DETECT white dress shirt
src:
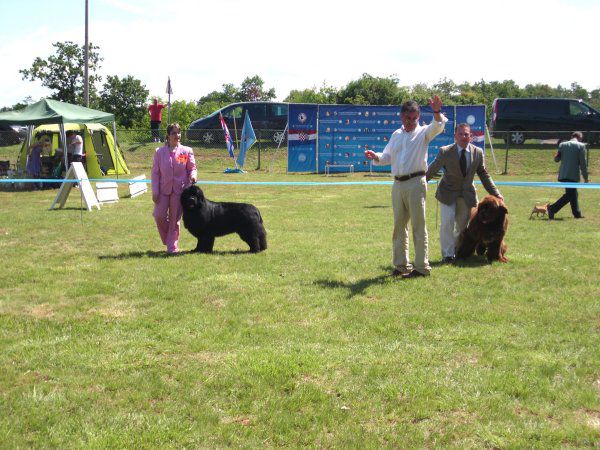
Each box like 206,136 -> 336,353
374,115 -> 448,176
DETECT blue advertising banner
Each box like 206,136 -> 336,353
288,104 -> 318,172
455,105 -> 486,150
317,105 -> 400,173
286,104 -> 485,173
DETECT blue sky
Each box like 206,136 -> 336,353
2,0 -> 600,108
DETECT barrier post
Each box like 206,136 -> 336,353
503,133 -> 509,175
257,130 -> 262,170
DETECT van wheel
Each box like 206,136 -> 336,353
202,132 -> 215,144
272,131 -> 286,145
507,130 -> 525,145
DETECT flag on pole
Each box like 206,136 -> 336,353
166,76 -> 173,125
219,112 -> 235,158
237,111 -> 256,167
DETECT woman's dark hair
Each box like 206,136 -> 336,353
165,123 -> 181,144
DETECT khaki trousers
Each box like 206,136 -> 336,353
439,197 -> 471,258
391,176 -> 430,275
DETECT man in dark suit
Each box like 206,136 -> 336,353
548,131 -> 589,220
426,123 -> 503,263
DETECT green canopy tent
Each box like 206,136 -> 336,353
0,99 -> 128,178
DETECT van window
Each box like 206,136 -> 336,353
569,101 -> 590,116
543,101 -> 566,115
222,105 -> 242,119
503,99 -> 538,114
245,103 -> 266,120
268,104 -> 287,118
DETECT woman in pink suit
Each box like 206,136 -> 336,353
151,123 -> 197,254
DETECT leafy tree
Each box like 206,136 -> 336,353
98,75 -> 149,128
238,75 -> 276,101
569,82 -> 589,101
336,74 -> 407,105
284,83 -> 338,104
432,78 -> 461,103
406,83 -> 434,105
589,89 -> 600,110
0,96 -> 35,112
20,41 -> 103,105
523,83 -> 557,98
168,100 -> 204,130
198,83 -> 239,104
197,75 -> 276,106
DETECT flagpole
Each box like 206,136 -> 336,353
219,112 -> 239,171
233,113 -> 239,149
166,76 -> 172,125
232,113 -> 240,169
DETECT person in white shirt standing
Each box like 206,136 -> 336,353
66,130 -> 84,164
365,96 -> 447,278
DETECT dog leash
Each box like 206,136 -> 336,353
435,180 -> 439,230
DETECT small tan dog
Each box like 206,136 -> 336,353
529,203 -> 549,219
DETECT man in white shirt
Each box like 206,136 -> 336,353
426,123 -> 503,264
365,96 -> 447,278
66,130 -> 84,164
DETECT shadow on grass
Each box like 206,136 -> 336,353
363,205 -> 389,209
125,144 -> 146,153
314,272 -> 394,298
452,257 -> 497,268
98,249 -> 251,260
49,206 -> 89,211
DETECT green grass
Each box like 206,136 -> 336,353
1,143 -> 599,447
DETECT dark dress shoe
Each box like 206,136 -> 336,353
401,269 -> 427,279
391,269 -> 408,277
548,208 -> 555,220
441,256 -> 455,264
574,215 -> 584,219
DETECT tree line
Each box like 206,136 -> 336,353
5,41 -> 600,130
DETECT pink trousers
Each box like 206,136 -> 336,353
153,193 -> 183,253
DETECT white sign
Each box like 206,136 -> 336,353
50,162 -> 100,211
96,181 -> 119,204
128,174 -> 148,198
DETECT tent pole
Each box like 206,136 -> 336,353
112,121 -> 119,180
23,125 -> 34,173
60,123 -> 67,178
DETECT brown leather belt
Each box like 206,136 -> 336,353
394,171 -> 425,182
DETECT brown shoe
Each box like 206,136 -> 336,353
401,269 -> 428,279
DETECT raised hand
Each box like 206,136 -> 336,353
429,95 -> 443,112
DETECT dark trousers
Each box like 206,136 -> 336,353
69,154 -> 83,164
151,121 -> 161,140
549,183 -> 581,218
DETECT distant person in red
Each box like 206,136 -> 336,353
148,98 -> 165,142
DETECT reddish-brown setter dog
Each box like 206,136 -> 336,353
456,195 -> 509,263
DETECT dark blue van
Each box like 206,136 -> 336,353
187,102 -> 288,143
490,98 -> 600,145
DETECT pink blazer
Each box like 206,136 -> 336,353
151,145 -> 197,197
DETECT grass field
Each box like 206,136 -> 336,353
1,142 -> 599,447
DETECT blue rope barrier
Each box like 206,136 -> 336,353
0,178 -> 598,189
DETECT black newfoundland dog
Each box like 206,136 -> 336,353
180,185 -> 267,253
